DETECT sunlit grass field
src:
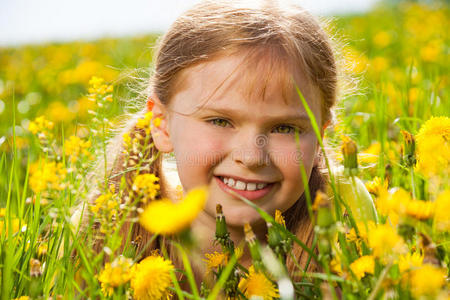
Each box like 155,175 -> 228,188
0,1 -> 449,299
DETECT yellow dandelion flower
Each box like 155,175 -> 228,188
98,256 -> 134,297
434,190 -> 450,232
398,252 -> 423,273
365,176 -> 388,197
405,199 -> 435,220
330,256 -> 343,276
238,266 -> 279,300
13,297 -> 30,300
415,116 -> 450,177
132,174 -> 160,203
204,251 -> 228,271
274,209 -> 286,227
139,186 -> 208,235
408,264 -> 446,298
376,188 -> 410,218
368,223 -> 407,259
350,255 -> 375,280
131,255 -> 174,300
346,220 -> 376,243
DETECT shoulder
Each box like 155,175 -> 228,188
329,166 -> 378,223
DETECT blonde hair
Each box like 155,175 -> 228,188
88,0 -> 339,281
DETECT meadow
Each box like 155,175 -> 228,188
0,1 -> 449,299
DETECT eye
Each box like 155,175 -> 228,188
272,124 -> 298,134
208,118 -> 231,128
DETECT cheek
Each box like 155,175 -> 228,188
269,133 -> 318,175
170,120 -> 228,187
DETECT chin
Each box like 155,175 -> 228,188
221,207 -> 267,228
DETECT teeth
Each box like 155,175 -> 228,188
235,180 -> 246,190
221,177 -> 269,191
257,183 -> 267,189
246,183 -> 257,191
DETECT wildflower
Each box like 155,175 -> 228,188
330,256 -> 343,276
404,199 -> 435,220
274,209 -> 286,227
204,251 -> 228,271
398,252 -> 423,273
64,136 -> 92,163
37,244 -> 48,257
139,186 -> 207,235
13,297 -> 30,300
434,190 -> 450,231
130,255 -> 174,300
365,176 -> 388,197
136,111 -> 153,132
415,116 -> 450,177
408,264 -> 446,298
341,135 -> 358,176
346,220 -> 376,243
88,76 -> 113,96
28,115 -> 54,135
238,266 -> 279,300
132,174 -> 160,203
90,187 -> 119,230
29,160 -> 67,194
98,256 -> 134,297
400,130 -> 416,168
153,117 -> 161,128
368,223 -> 407,259
350,255 -> 375,280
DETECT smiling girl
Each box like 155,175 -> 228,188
83,0 -> 376,286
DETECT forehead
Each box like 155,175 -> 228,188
169,48 -> 321,116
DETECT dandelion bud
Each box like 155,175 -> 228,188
313,191 -> 334,228
215,204 -> 228,240
401,130 -> 416,167
341,135 -> 358,176
267,222 -> 283,252
244,223 -> 263,270
215,204 -> 234,254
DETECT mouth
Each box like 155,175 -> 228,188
214,175 -> 276,201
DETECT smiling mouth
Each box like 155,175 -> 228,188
214,176 -> 276,201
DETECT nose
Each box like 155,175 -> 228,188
231,132 -> 270,168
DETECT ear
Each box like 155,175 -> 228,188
149,94 -> 174,153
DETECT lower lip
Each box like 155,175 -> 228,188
214,176 -> 275,201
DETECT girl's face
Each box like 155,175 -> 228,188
154,51 -> 323,227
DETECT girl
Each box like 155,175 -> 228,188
80,0 -> 376,291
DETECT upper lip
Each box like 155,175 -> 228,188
215,174 -> 276,184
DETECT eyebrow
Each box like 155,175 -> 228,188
197,106 -> 311,123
